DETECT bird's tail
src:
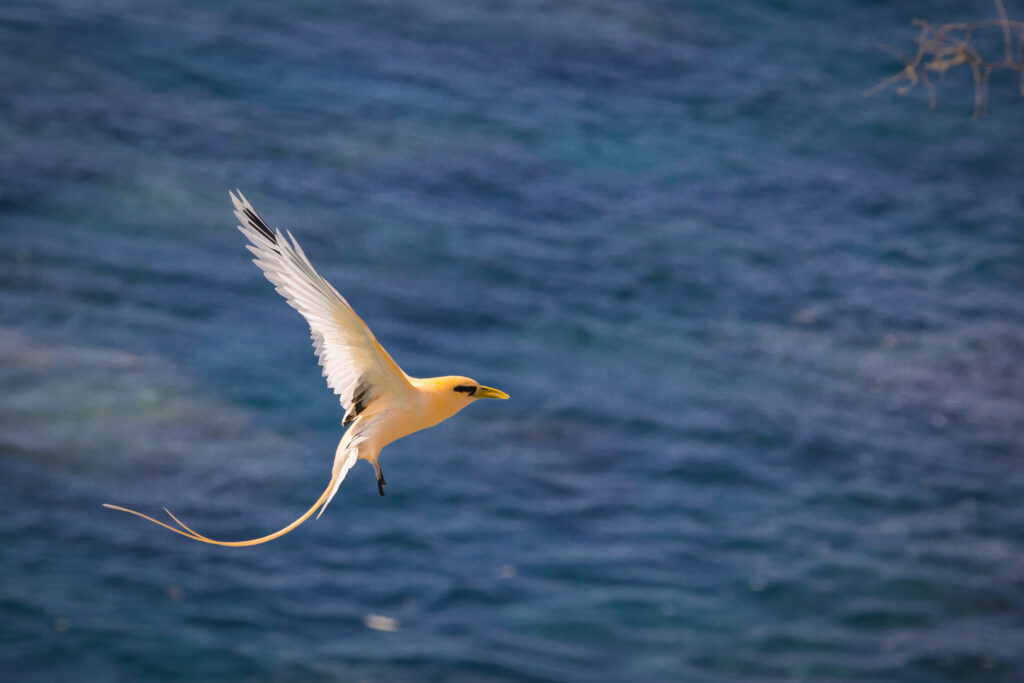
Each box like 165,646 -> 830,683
317,447 -> 359,519
103,470 -> 342,547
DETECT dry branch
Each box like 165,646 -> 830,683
868,0 -> 1024,117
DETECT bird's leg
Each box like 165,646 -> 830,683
373,461 -> 387,497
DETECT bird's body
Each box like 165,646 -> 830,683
328,374 -> 489,508
105,192 -> 507,546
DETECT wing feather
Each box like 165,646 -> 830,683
230,191 -> 413,416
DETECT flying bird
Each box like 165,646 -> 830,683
104,191 -> 508,546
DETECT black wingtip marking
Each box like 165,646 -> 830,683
352,392 -> 368,416
343,383 -> 372,427
243,207 -> 276,244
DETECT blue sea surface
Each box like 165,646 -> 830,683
2,0 -> 1023,680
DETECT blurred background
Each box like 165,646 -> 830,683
2,0 -> 1023,681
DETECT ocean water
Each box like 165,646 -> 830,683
2,0 -> 1023,680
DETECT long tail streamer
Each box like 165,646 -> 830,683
103,473 -> 338,547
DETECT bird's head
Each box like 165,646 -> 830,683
443,376 -> 510,401
416,375 -> 509,422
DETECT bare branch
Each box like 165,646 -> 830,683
868,0 -> 1024,117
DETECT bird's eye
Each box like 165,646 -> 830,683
453,385 -> 477,396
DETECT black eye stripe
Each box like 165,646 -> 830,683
453,385 -> 477,396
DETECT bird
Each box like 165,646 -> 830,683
104,191 -> 508,546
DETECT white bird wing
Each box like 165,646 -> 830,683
231,190 -> 414,424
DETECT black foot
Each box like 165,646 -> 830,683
376,467 -> 387,497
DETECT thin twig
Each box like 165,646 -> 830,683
995,0 -> 1014,62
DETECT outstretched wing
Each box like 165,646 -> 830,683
231,190 -> 413,422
